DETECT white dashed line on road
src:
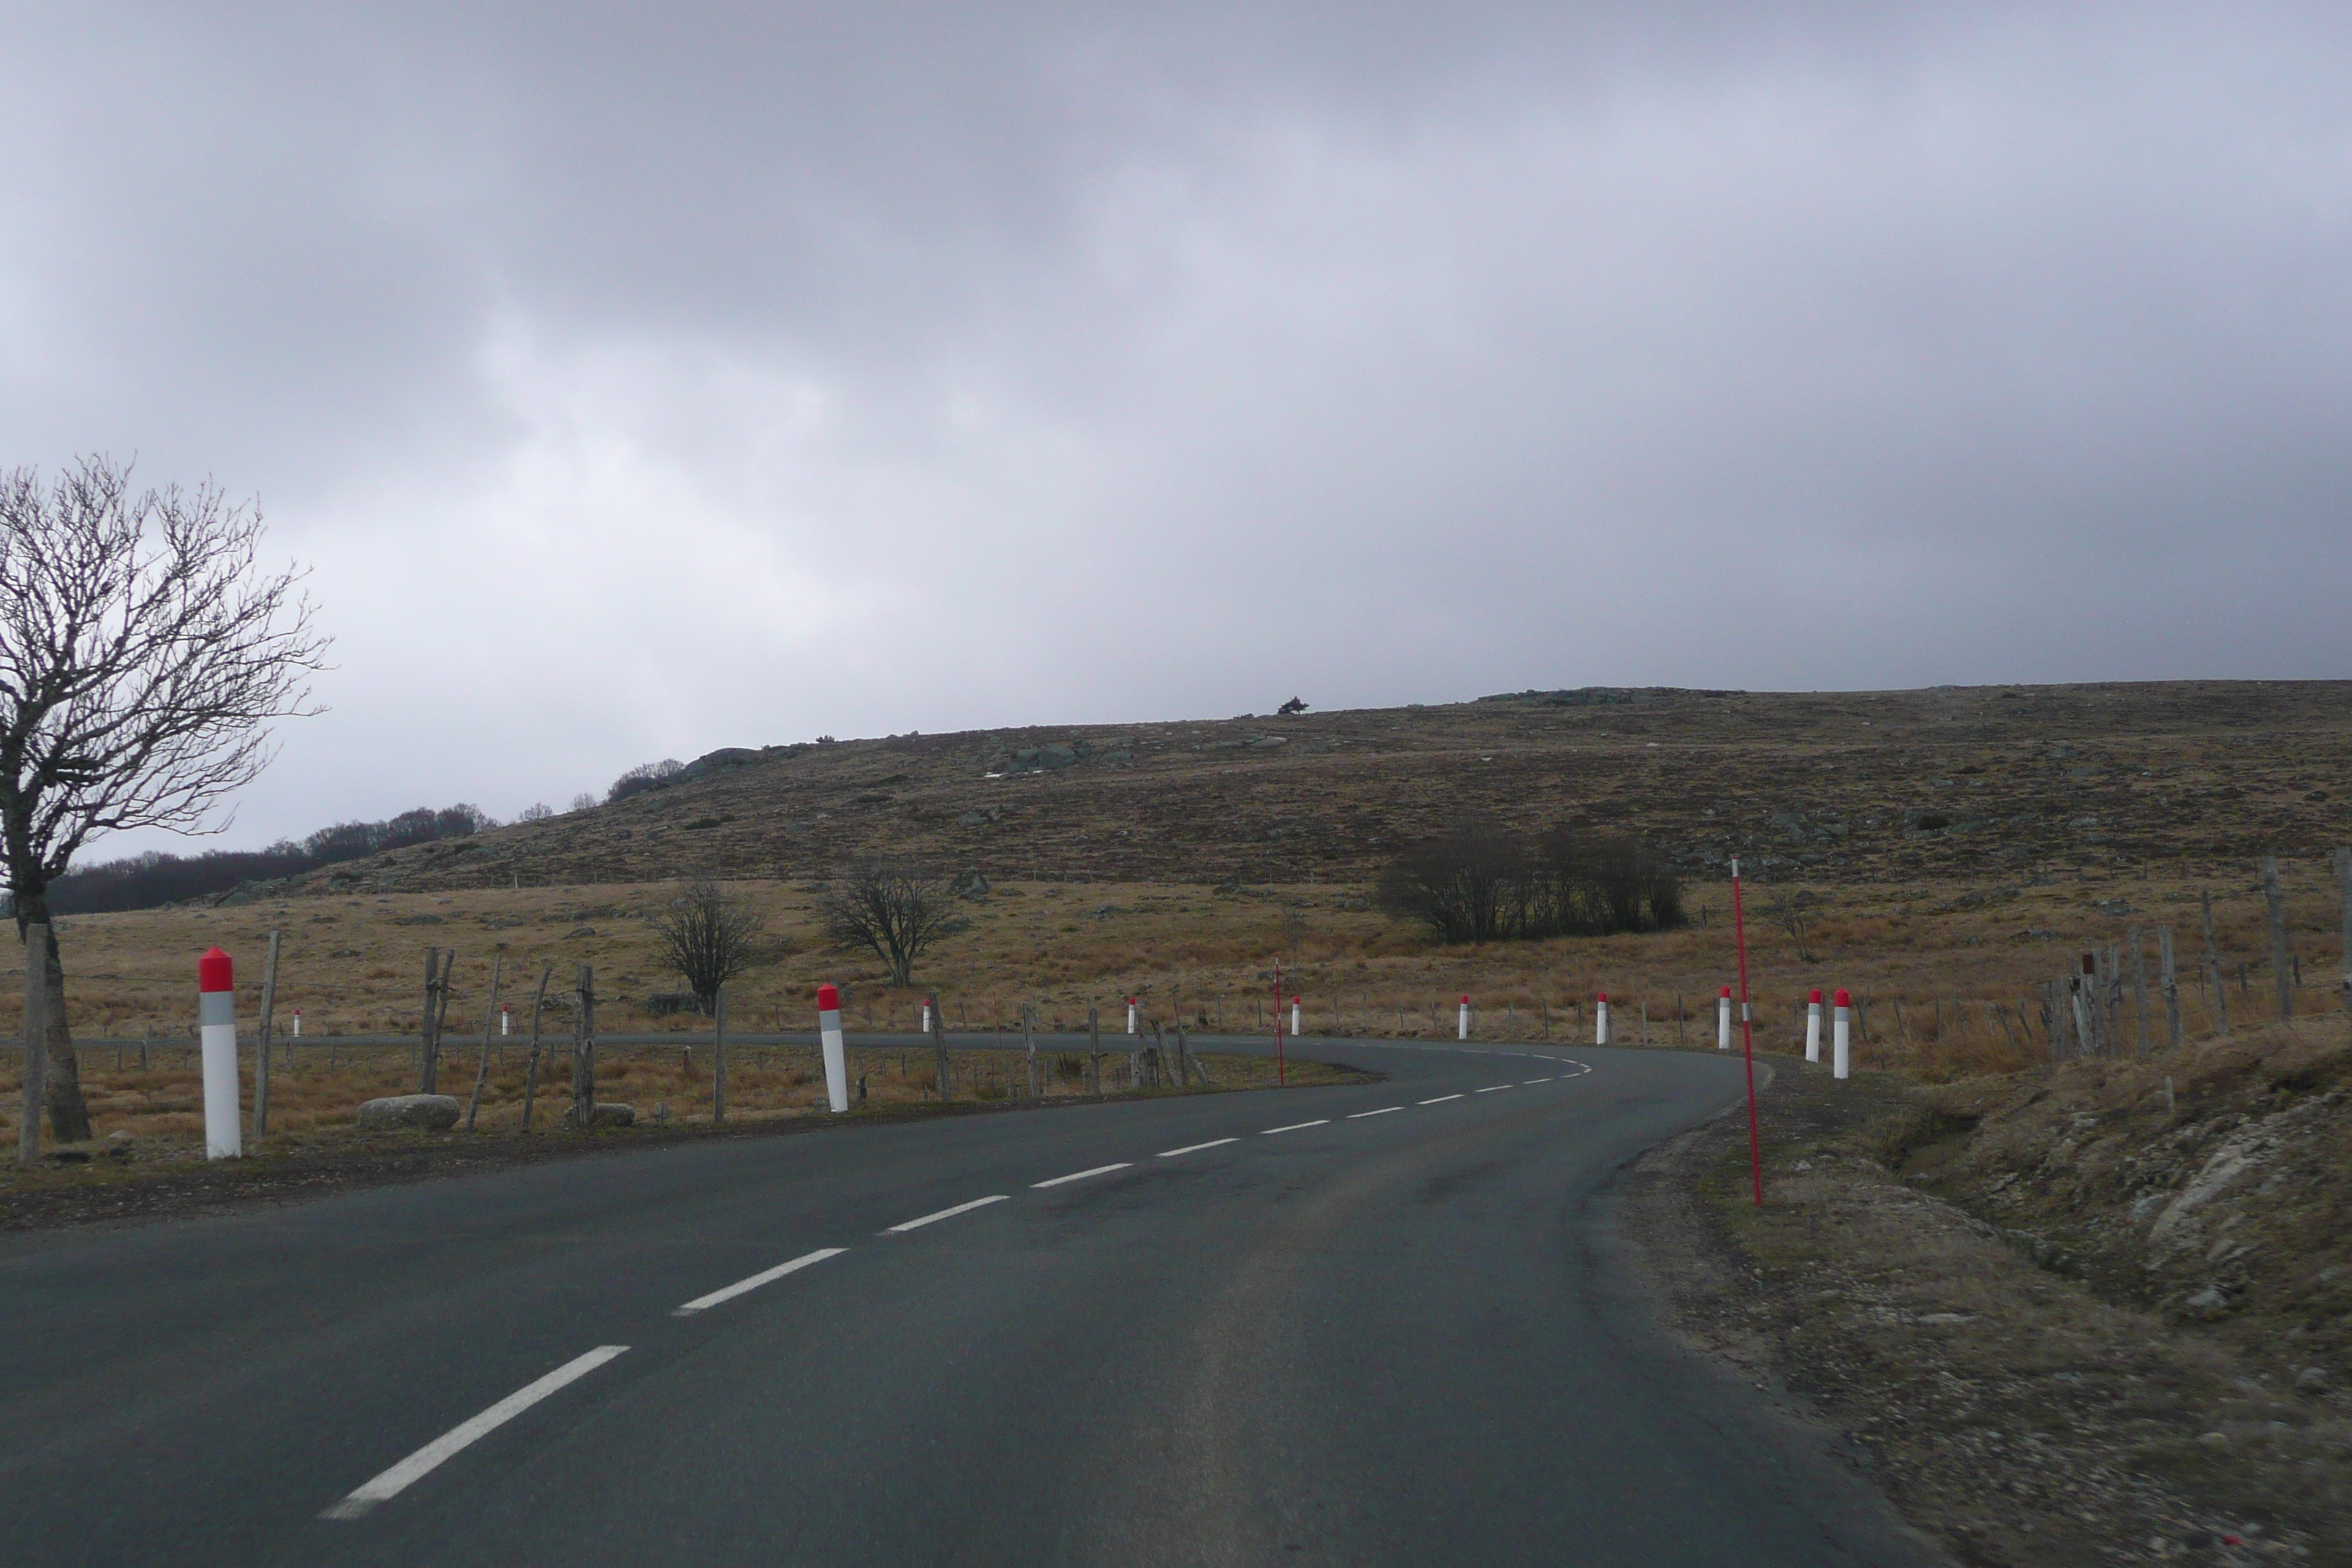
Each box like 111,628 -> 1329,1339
1523,1077 -> 1553,1085
673,1248 -> 845,1316
1347,1107 -> 1402,1119
1477,1085 -> 1514,1093
1158,1137 -> 1240,1158
322,1346 -> 630,1519
886,1195 -> 1009,1232
1418,1094 -> 1464,1104
1032,1164 -> 1131,1188
1260,1120 -> 1329,1134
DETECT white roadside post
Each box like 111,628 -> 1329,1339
1458,995 -> 1471,1041
1290,995 -> 1303,1037
1805,989 -> 1823,1063
199,946 -> 243,1159
921,998 -> 933,1035
1594,991 -> 1610,1047
1717,987 -> 1733,1050
818,982 -> 850,1113
1126,996 -> 1137,1035
500,1005 -> 510,1037
292,1007 -> 302,1039
1833,987 -> 1852,1080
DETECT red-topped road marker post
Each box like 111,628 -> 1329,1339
817,984 -> 849,1113
1806,989 -> 1824,1063
1833,989 -> 1853,1080
1594,991 -> 1609,1047
1458,995 -> 1471,1041
199,946 -> 241,1159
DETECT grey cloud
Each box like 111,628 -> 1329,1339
1,4 -> 2348,853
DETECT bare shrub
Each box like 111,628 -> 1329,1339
606,758 -> 684,803
1757,881 -> 1824,962
821,859 -> 969,986
649,879 -> 769,1012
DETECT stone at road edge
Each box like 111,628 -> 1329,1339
355,1094 -> 463,1131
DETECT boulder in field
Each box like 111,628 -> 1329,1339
583,1102 -> 636,1128
357,1094 -> 462,1131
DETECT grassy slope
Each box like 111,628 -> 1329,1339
232,679 -> 2352,894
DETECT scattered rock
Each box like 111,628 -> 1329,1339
584,1102 -> 636,1128
952,870 -> 990,900
2183,1286 -> 2232,1316
391,913 -> 445,927
2295,1366 -> 2331,1393
356,1094 -> 462,1131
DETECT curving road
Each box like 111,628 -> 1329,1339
0,1039 -> 1944,1567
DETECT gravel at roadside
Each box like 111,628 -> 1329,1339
1621,1055 -> 2345,1567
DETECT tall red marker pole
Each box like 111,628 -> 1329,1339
1271,960 -> 1287,1086
1730,859 -> 1762,1207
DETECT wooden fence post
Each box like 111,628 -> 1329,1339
935,996 -> 953,1102
2158,927 -> 2184,1052
2200,889 -> 2231,1038
466,954 -> 502,1132
1086,1006 -> 1100,1098
521,962 -> 553,1131
2127,930 -> 2152,1057
2262,856 -> 2293,1024
712,984 -> 728,1126
1023,1002 -> 1039,1099
253,930 -> 282,1137
571,963 -> 596,1127
418,946 -> 440,1093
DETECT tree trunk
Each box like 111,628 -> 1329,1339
12,892 -> 91,1143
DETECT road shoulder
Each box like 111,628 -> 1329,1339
1616,1053 -> 2339,1567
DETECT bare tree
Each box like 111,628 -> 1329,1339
1,456 -> 325,1142
649,878 -> 768,1013
821,859 -> 968,986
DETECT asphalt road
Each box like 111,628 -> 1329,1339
0,1039 -> 1945,1567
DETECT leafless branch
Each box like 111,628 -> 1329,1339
649,879 -> 769,1011
820,859 -> 968,987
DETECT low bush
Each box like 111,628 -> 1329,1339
1374,824 -> 1684,944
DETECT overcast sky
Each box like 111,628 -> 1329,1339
4,3 -> 2349,858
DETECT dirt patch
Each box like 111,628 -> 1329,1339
1622,1047 -> 2351,1566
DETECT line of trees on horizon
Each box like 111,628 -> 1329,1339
17,804 -> 500,917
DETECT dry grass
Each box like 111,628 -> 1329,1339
0,1041 -> 1359,1155
13,863 -> 2345,1058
